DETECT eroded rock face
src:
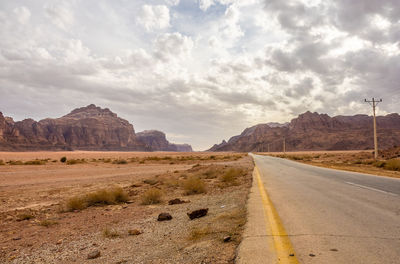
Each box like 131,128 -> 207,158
210,112 -> 400,152
136,130 -> 192,152
0,105 -> 192,151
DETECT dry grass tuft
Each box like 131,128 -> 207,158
0,159 -> 5,165
66,159 -> 86,165
24,159 -> 47,165
384,159 -> 400,171
65,187 -> 129,211
220,168 -> 244,184
183,176 -> 206,195
39,219 -> 59,227
102,227 -> 120,238
8,160 -> 24,165
16,213 -> 34,221
112,159 -> 128,164
189,226 -> 212,240
141,188 -> 163,205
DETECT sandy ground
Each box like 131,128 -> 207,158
0,152 -> 253,263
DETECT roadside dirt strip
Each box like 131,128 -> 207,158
236,163 -> 299,264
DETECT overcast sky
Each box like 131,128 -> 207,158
0,0 -> 399,150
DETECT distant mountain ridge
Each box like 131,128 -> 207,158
209,111 -> 400,152
0,104 -> 192,152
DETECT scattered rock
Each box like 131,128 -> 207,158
87,250 -> 101,259
12,237 -> 21,241
125,200 -> 134,204
289,253 -> 295,257
157,213 -> 172,221
309,253 -> 315,257
168,198 -> 188,205
128,229 -> 142,236
187,208 -> 208,220
223,236 -> 231,242
330,248 -> 338,252
56,239 -> 62,245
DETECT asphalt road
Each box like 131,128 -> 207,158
252,154 -> 400,264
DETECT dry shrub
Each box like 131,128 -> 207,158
16,213 -> 34,221
221,168 -> 244,183
141,188 -> 162,205
384,159 -> 400,171
65,196 -> 87,211
373,160 -> 386,168
85,187 -> 128,206
112,159 -> 128,164
189,226 -> 212,240
24,159 -> 47,165
39,219 -> 58,227
8,160 -> 24,165
102,227 -> 120,238
60,156 -> 67,163
0,160 -> 5,165
65,187 -> 128,211
183,176 -> 206,195
66,159 -> 85,165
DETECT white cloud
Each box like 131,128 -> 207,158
13,6 -> 31,24
44,3 -> 74,31
199,0 -> 215,11
0,0 -> 400,150
137,5 -> 170,31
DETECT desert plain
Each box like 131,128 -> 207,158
0,151 -> 253,263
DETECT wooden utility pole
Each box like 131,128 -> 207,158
365,98 -> 382,159
283,137 -> 286,154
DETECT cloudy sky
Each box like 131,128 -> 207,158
0,0 -> 399,150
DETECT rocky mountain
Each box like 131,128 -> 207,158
136,130 -> 193,152
0,104 -> 192,152
209,111 -> 400,152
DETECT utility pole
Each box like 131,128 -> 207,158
365,98 -> 382,159
267,144 -> 270,153
283,137 -> 286,154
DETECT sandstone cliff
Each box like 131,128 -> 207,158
136,130 -> 193,152
0,105 -> 192,152
209,111 -> 400,152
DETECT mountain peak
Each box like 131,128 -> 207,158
63,104 -> 117,119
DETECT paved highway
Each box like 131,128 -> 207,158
251,154 -> 400,264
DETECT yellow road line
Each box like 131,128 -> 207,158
255,166 -> 299,264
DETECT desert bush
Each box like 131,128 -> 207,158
384,159 -> 400,171
352,160 -> 362,165
102,227 -> 120,238
24,159 -> 46,165
0,160 -> 4,165
65,187 -> 128,211
65,196 -> 87,211
39,219 -> 58,227
60,157 -> 67,163
183,176 -> 206,195
112,159 -> 128,164
221,168 -> 244,183
66,159 -> 85,165
141,188 -> 162,205
202,169 -> 218,179
373,160 -> 386,168
8,160 -> 24,165
85,187 -> 128,206
16,213 -> 34,221
189,226 -> 212,240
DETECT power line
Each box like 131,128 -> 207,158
364,98 -> 382,159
